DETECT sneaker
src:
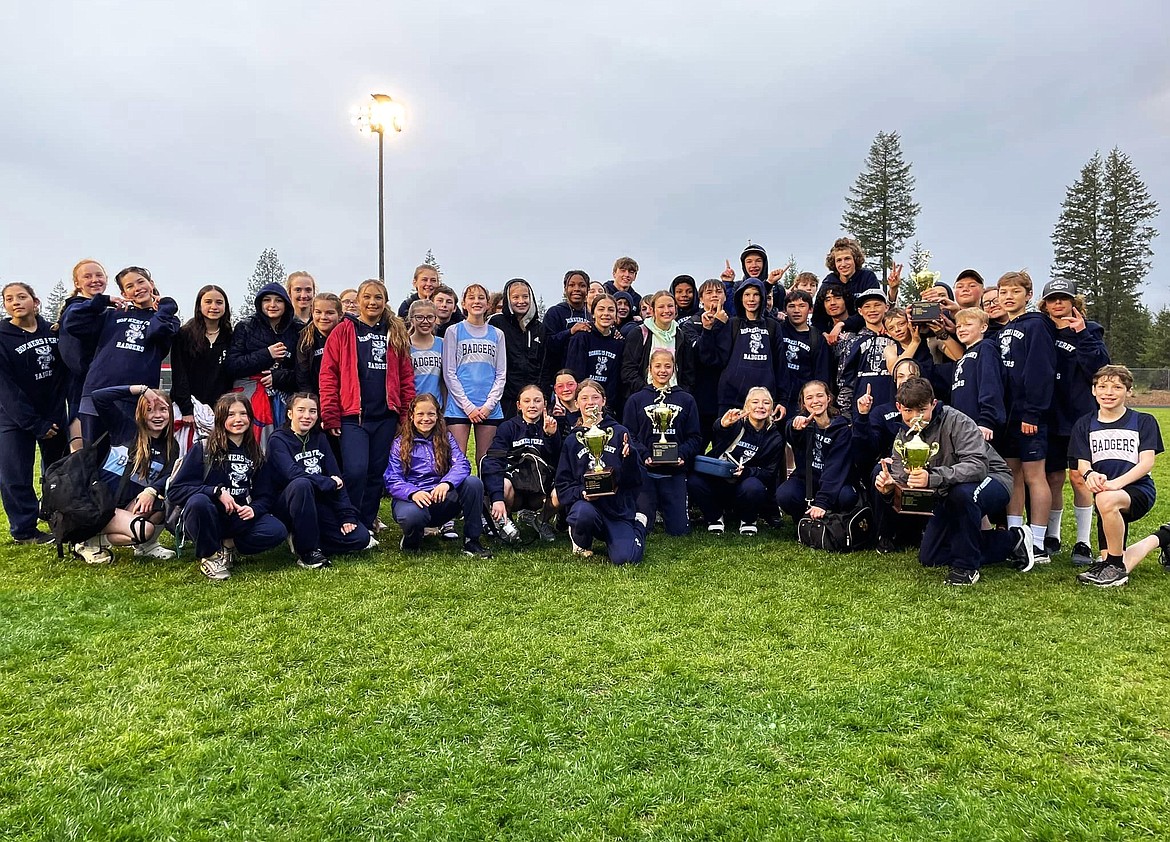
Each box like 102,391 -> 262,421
73,538 -> 112,565
365,535 -> 380,550
1031,545 -> 1051,565
536,519 -> 558,543
707,517 -> 724,535
440,520 -> 460,540
372,517 -> 388,534
763,513 -> 785,530
199,552 -> 231,581
739,523 -> 758,536
134,538 -> 177,560
1077,560 -> 1128,588
462,538 -> 493,559
1009,527 -> 1035,573
1044,535 -> 1062,558
1070,541 -> 1095,567
1155,523 -> 1170,570
569,527 -> 593,557
15,531 -> 55,545
296,549 -> 331,569
876,535 -> 896,555
944,567 -> 980,586
400,533 -> 422,554
221,547 -> 239,570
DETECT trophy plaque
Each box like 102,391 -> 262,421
892,418 -> 940,515
644,398 -> 680,466
907,300 -> 942,324
577,413 -> 616,498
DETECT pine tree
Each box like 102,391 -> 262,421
1052,147 -> 1159,365
423,249 -> 442,278
1141,307 -> 1170,386
900,241 -> 932,306
45,280 -> 69,319
244,248 -> 286,317
781,254 -> 799,288
841,131 -> 920,288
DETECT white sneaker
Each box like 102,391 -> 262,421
199,551 -> 231,581
134,538 -> 176,560
739,523 -> 758,536
569,527 -> 593,558
365,535 -> 380,550
708,517 -> 725,535
74,537 -> 112,565
440,520 -> 460,540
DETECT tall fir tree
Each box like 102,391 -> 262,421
1052,148 -> 1159,365
900,241 -> 932,306
1141,307 -> 1170,378
781,254 -> 799,288
841,131 -> 920,289
244,248 -> 287,318
423,248 -> 442,278
45,280 -> 69,320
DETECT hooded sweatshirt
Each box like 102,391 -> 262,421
481,413 -> 564,502
996,311 -> 1056,426
818,267 -> 881,333
168,439 -> 275,518
92,386 -> 177,507
622,385 -> 702,475
1050,320 -> 1109,436
0,316 -> 67,436
542,297 -> 591,382
225,282 -> 302,393
943,337 -> 1006,434
554,416 -> 644,520
604,280 -> 641,310
787,414 -> 854,510
670,275 -> 699,319
564,325 -> 626,411
268,426 -> 360,521
778,319 -> 830,411
708,416 -> 785,487
489,278 -> 548,416
698,277 -> 788,412
722,244 -> 772,319
838,326 -> 894,417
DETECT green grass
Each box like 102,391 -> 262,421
3,414 -> 1170,840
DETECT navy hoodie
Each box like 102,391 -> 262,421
851,401 -> 904,476
622,385 -> 703,475
488,279 -> 548,414
996,311 -> 1056,426
818,267 -> 880,333
57,294 -> 100,380
564,326 -> 626,411
787,414 -> 854,510
838,327 -> 894,417
267,427 -> 359,521
554,417 -> 644,520
168,439 -> 275,518
722,244 -> 774,319
708,417 -> 785,487
779,321 -> 830,411
542,299 -> 591,384
0,316 -> 67,436
943,337 -> 1006,433
225,282 -> 303,393
699,277 -> 788,412
1050,321 -> 1109,436
64,293 -> 180,402
670,275 -> 699,320
92,386 -> 177,507
604,280 -> 641,310
481,414 -> 564,502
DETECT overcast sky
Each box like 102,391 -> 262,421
2,1 -> 1167,319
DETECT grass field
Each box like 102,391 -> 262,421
3,413 -> 1170,840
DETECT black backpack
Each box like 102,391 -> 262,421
40,435 -> 117,557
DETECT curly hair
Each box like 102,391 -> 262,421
399,393 -> 450,477
824,237 -> 865,274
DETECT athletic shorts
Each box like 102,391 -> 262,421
444,417 -> 502,427
1115,483 -> 1155,523
1045,434 -> 1071,473
999,421 -> 1048,463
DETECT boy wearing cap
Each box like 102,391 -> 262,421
1040,278 -> 1110,564
719,243 -> 790,319
837,288 -> 894,419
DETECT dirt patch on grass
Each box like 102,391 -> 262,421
1130,391 -> 1170,407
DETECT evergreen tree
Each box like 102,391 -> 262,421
45,280 -> 69,319
244,248 -> 286,317
900,241 -> 932,306
1140,307 -> 1170,371
781,254 -> 799,288
1052,147 -> 1159,365
423,248 -> 442,278
841,131 -> 920,288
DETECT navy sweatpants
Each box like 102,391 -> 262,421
340,414 -> 398,529
0,425 -> 66,540
920,478 -> 1015,571
774,478 -> 858,521
181,494 -> 288,560
566,500 -> 647,565
689,472 -> 769,525
277,477 -> 371,557
392,476 -> 484,547
637,473 -> 690,536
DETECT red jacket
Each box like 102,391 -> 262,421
319,316 -> 415,430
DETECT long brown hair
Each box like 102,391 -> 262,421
180,285 -> 233,355
205,394 -> 264,468
357,279 -> 410,355
298,292 -> 341,357
132,391 -> 178,480
398,393 -> 450,477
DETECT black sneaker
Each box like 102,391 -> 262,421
1009,527 -> 1035,572
462,538 -> 493,559
1032,544 -> 1051,564
400,533 -> 422,554
1044,535 -> 1061,557
1077,560 -> 1128,588
1155,523 -> 1170,570
1070,541 -> 1095,566
945,567 -> 980,586
296,549 -> 331,569
15,531 -> 55,545
876,536 -> 896,555
536,520 -> 558,543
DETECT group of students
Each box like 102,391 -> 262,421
0,239 -> 1165,588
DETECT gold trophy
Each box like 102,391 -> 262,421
577,408 -> 616,497
644,396 -> 680,466
892,416 -> 940,515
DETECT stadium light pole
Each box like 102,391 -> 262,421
351,93 -> 406,281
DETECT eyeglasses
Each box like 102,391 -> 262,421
412,314 -> 437,322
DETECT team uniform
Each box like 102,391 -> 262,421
442,320 -> 507,425
409,336 -> 444,402
689,417 -> 784,530
698,278 -> 789,414
1069,409 -> 1164,541
564,327 -> 625,412
996,311 -> 1056,461
622,384 -> 702,536
775,416 -> 857,522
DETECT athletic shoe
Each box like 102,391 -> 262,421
944,567 -> 980,586
763,513 -> 785,530
707,517 -> 724,535
199,552 -> 231,581
536,519 -> 558,543
569,528 -> 593,557
15,531 -> 55,545
1032,545 -> 1051,564
1070,541 -> 1095,567
73,537 -> 112,565
296,549 -> 331,569
133,538 -> 177,560
441,520 -> 460,540
876,536 -> 896,555
400,533 -> 422,554
222,547 -> 239,570
462,538 -> 492,559
1044,535 -> 1062,557
372,517 -> 388,534
1155,523 -> 1170,570
1009,527 -> 1035,573
739,523 -> 758,536
365,535 -> 380,550
1077,560 -> 1128,588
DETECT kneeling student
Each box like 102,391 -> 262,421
384,394 -> 492,558
268,393 -> 373,569
1071,365 -> 1164,587
775,380 -> 858,527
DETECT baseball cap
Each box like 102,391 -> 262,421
1041,278 -> 1077,300
855,288 -> 889,305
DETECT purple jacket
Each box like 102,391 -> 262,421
383,431 -> 471,500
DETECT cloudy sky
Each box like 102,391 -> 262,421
2,1 -> 1167,318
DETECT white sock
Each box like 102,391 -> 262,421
1007,515 -> 1024,529
1074,506 -> 1094,545
1030,524 -> 1047,548
1047,508 -> 1063,538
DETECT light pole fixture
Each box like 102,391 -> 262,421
351,93 -> 406,281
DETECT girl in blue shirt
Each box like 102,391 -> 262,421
442,283 -> 507,463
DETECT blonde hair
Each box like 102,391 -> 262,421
955,307 -> 988,327
356,279 -> 410,355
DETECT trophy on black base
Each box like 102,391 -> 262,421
644,396 -> 680,466
578,411 -> 615,498
892,417 -> 940,515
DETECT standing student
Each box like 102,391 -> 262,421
604,256 -> 642,310
57,259 -> 109,451
980,287 -> 1010,338
168,394 -> 288,581
319,279 -> 415,531
779,289 -> 830,414
268,392 -> 372,569
384,394 -> 492,557
942,308 -> 1006,446
820,237 -> 884,337
0,283 -> 67,545
681,279 -> 727,450
339,289 -> 359,317
442,283 -> 507,462
996,270 -> 1057,563
586,281 -> 606,312
172,285 -> 234,426
408,299 -> 444,401
811,284 -> 855,415
789,271 -> 820,299
63,266 -> 180,444
718,243 -> 790,318
432,285 -> 461,338
837,288 -> 894,420
398,264 -> 464,327
1071,365 -> 1163,587
565,294 -> 625,414
614,291 -> 637,333
554,379 -> 647,563
286,271 -> 317,324
294,292 -> 342,395
699,277 -> 788,416
622,349 -> 702,536
542,270 -> 592,388
670,275 -> 698,319
775,381 -> 857,527
490,278 -> 548,418
622,290 -> 694,398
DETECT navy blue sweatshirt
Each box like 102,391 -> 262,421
779,321 -> 830,411
554,417 -> 644,520
168,439 -> 275,518
837,328 -> 894,416
564,327 -> 626,411
225,283 -> 302,393
92,386 -> 177,507
622,385 -> 703,475
708,417 -> 785,487
57,294 -> 100,380
1050,321 -> 1109,436
604,281 -> 641,310
817,268 -> 880,333
481,414 -> 564,502
267,427 -> 359,521
295,326 -> 330,394
996,311 -> 1056,426
64,294 -> 180,401
943,337 -> 1006,433
0,316 -> 67,436
698,278 -> 788,412
851,401 -> 904,476
542,300 -> 591,381
788,414 -> 854,510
